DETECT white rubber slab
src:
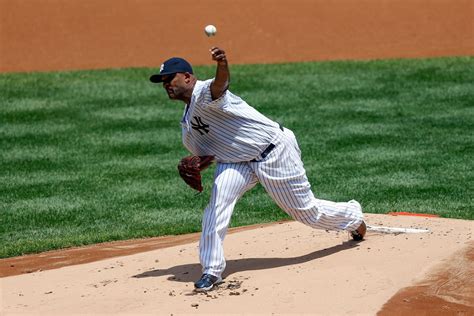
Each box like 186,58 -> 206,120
367,225 -> 430,234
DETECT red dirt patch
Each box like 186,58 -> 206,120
378,243 -> 474,316
389,212 -> 440,218
0,222 -> 282,278
1,0 -> 473,73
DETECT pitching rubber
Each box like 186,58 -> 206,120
367,225 -> 430,234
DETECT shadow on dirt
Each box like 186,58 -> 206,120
133,240 -> 359,283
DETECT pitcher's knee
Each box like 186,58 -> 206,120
283,208 -> 322,227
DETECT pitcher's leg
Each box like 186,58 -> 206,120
200,162 -> 257,278
254,128 -> 363,231
310,198 -> 364,231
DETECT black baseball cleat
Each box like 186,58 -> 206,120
194,273 -> 223,292
351,220 -> 367,241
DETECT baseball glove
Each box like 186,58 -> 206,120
177,155 -> 214,192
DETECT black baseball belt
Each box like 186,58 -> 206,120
251,124 -> 284,162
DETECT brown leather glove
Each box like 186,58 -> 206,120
177,155 -> 214,192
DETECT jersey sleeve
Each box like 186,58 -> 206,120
195,79 -> 228,109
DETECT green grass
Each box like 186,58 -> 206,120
1,57 -> 473,258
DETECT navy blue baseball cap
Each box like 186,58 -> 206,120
149,57 -> 193,83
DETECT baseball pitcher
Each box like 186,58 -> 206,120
150,47 -> 366,292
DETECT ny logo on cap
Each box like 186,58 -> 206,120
160,64 -> 164,73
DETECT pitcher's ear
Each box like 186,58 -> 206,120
184,72 -> 193,83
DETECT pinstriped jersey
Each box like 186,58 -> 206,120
182,79 -> 282,163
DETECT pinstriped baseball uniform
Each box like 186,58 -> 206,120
183,79 -> 364,278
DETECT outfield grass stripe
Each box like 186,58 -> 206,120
0,56 -> 472,257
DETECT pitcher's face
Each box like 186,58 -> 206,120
162,73 -> 192,101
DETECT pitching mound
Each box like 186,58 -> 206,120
1,214 -> 472,315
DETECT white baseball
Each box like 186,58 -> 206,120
204,25 -> 217,37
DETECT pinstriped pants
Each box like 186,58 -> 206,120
200,128 -> 364,277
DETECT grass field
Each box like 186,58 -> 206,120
1,57 -> 473,258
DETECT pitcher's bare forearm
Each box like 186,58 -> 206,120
210,47 -> 230,100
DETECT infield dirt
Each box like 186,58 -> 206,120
1,214 -> 473,315
1,0 -> 473,72
0,0 -> 473,315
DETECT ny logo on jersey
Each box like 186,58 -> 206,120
191,116 -> 210,135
